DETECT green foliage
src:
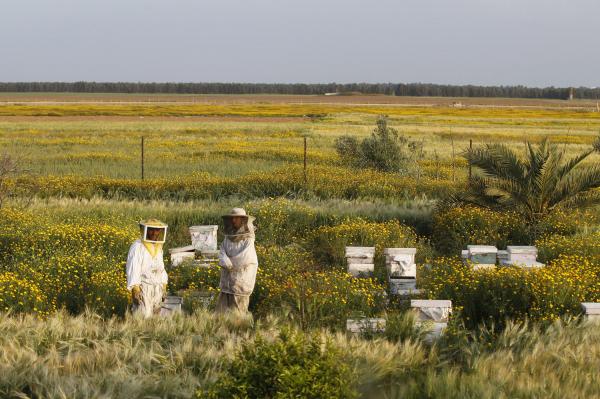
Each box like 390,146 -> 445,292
335,115 -> 419,172
202,327 -> 358,399
306,217 -> 418,266
463,137 -> 600,228
432,205 -> 531,255
420,255 -> 600,329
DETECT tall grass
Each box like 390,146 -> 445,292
0,311 -> 598,398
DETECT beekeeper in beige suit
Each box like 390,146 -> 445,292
126,219 -> 169,318
217,208 -> 258,313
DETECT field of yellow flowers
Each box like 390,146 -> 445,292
1,99 -> 599,329
2,97 -> 600,397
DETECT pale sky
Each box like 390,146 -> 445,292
1,0 -> 599,86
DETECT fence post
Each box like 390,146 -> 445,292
141,136 -> 145,180
468,139 -> 472,182
303,136 -> 308,187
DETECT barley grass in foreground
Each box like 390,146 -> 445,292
0,310 -> 599,398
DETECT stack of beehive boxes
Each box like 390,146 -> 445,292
384,248 -> 418,295
345,247 -> 375,277
461,245 -> 498,270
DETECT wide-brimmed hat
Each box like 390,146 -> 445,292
221,208 -> 253,220
139,218 -> 168,228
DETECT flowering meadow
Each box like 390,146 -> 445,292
1,96 -> 600,397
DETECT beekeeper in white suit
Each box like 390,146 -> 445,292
126,219 -> 169,318
217,208 -> 258,313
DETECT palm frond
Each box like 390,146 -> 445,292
465,144 -> 525,181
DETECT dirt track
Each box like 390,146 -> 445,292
1,93 -> 598,109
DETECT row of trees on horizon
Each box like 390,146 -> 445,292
1,81 -> 599,100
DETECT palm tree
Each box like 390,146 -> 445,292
461,137 -> 600,231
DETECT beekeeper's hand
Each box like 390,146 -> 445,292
162,284 -> 168,300
131,285 -> 143,305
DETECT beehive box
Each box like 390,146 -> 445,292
411,299 -> 452,323
581,303 -> 600,321
160,296 -> 183,316
348,263 -> 375,277
189,225 -> 218,251
389,278 -> 418,295
464,245 -> 498,269
169,245 -> 196,267
346,247 -> 375,277
345,247 -> 375,263
346,318 -> 386,334
384,248 -> 416,278
504,246 -> 544,268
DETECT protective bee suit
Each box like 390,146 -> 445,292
217,208 -> 258,313
126,219 -> 169,318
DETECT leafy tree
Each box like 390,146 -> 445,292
461,137 -> 600,234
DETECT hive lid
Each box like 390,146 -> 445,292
467,245 -> 498,254
383,248 -> 417,255
345,247 -> 375,256
411,299 -> 452,308
169,245 -> 196,254
189,225 -> 219,230
507,246 -> 537,254
581,302 -> 600,314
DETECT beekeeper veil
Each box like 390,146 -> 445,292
139,218 -> 168,258
222,208 -> 255,242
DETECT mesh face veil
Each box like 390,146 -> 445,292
221,208 -> 256,242
139,219 -> 168,243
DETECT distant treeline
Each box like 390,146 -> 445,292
1,82 -> 600,99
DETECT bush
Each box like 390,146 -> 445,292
85,269 -> 130,317
536,231 -> 600,263
257,270 -> 386,330
307,218 -> 418,266
432,206 -> 532,256
0,272 -> 54,316
420,255 -> 600,329
202,327 -> 358,399
335,115 -> 419,173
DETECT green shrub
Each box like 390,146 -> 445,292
335,115 -> 419,173
0,272 -> 54,316
432,206 -> 531,256
536,231 -> 600,263
201,328 -> 358,399
420,255 -> 600,329
257,270 -> 386,330
307,217 -> 418,266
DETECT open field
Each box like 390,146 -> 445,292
1,95 -> 600,397
2,92 -> 600,109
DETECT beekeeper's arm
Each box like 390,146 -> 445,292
219,245 -> 233,270
227,239 -> 258,271
126,243 -> 142,290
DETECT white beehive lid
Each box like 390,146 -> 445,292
345,246 -> 375,257
507,246 -> 537,254
467,245 -> 498,254
169,245 -> 196,254
383,248 -> 417,255
189,225 -> 218,232
411,299 -> 452,308
581,303 -> 600,315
